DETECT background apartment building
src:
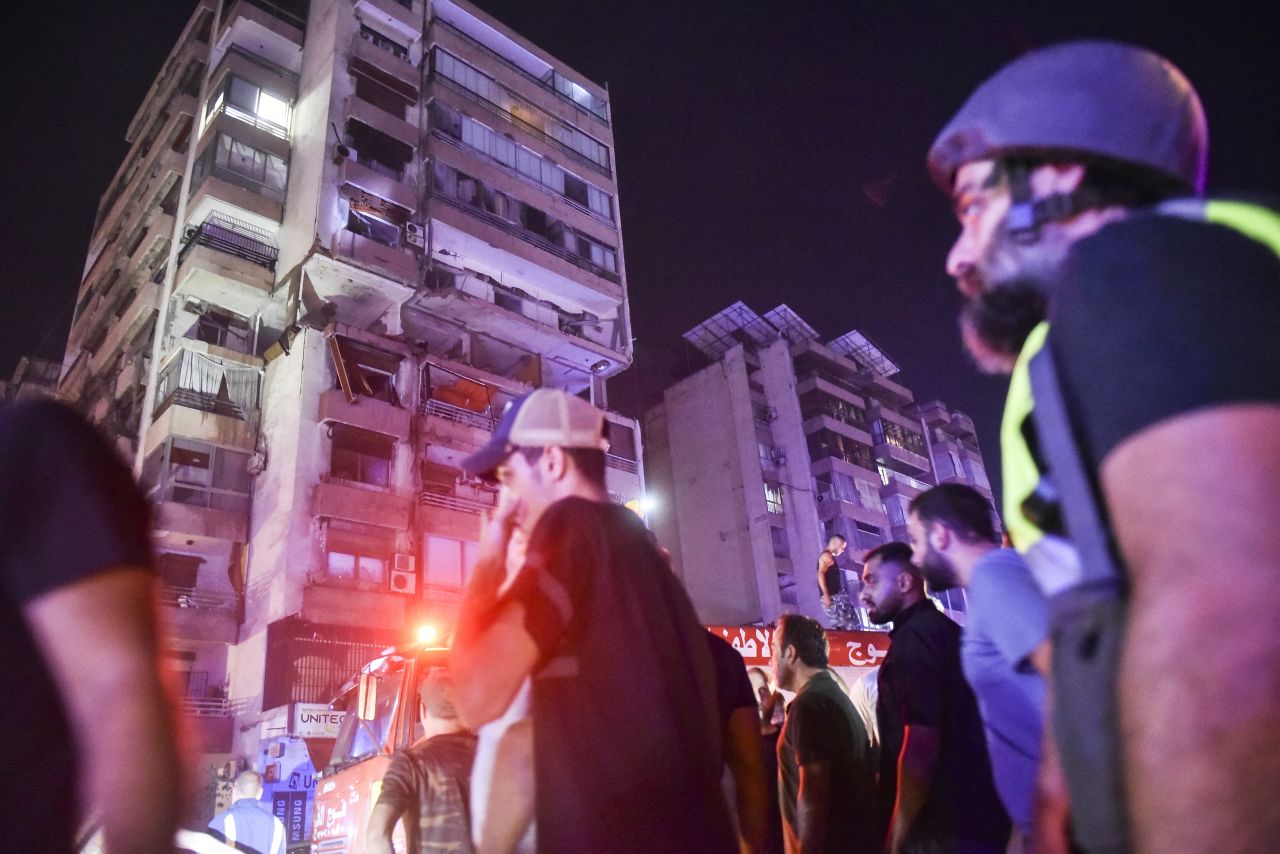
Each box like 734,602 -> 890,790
57,0 -> 641,820
645,302 -> 992,627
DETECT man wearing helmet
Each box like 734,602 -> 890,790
929,41 -> 1280,853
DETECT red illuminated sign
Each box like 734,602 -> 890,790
707,625 -> 890,669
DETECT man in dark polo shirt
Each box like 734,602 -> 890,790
771,613 -> 878,853
860,542 -> 1008,854
451,389 -> 735,854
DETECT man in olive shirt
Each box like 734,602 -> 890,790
771,614 -> 878,853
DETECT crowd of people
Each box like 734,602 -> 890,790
3,33 -> 1277,854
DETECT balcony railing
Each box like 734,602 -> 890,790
420,397 -> 498,430
160,585 -> 237,611
180,211 -> 278,271
181,696 -> 252,717
418,490 -> 495,515
605,453 -> 639,474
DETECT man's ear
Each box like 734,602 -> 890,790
543,445 -> 568,480
928,522 -> 950,552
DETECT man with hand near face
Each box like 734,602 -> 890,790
450,389 -> 735,854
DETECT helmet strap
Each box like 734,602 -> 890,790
1004,162 -> 1104,244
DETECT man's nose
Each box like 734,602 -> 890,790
946,232 -> 975,286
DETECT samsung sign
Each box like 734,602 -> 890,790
292,703 -> 345,738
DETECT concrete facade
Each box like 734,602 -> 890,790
57,0 -> 642,814
646,303 -> 993,628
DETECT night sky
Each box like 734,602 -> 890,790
4,0 -> 1278,499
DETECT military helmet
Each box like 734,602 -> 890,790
928,40 -> 1208,194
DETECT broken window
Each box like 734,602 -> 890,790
324,520 -> 393,585
189,307 -> 252,353
159,553 -> 203,590
346,207 -> 402,248
328,335 -> 401,405
330,424 -> 393,487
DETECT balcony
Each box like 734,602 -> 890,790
312,479 -> 412,529
331,227 -> 419,283
152,500 -> 249,543
301,583 -> 407,631
351,30 -> 417,93
345,94 -> 418,151
219,0 -> 306,67
317,387 -> 411,441
188,171 -> 285,225
353,0 -> 419,43
605,453 -> 639,474
160,585 -> 238,644
428,16 -> 609,126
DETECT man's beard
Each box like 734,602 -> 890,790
919,547 -> 960,592
956,222 -> 1067,371
960,280 -> 1046,370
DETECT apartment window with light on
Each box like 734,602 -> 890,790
205,74 -> 292,138
324,521 -> 393,585
330,424 -> 393,488
328,336 -> 401,405
764,482 -> 784,514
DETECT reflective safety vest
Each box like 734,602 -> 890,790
1001,198 -> 1280,595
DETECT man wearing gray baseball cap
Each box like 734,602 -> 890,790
451,389 -> 735,854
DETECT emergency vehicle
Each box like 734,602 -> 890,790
311,643 -> 450,854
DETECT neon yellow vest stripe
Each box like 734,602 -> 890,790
999,201 -> 1280,555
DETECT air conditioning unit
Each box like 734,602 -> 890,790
403,222 -> 425,248
390,554 -> 417,595
334,143 -> 355,164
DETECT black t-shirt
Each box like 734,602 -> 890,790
706,632 -> 757,734
0,402 -> 153,853
778,669 -> 879,853
503,497 -> 736,854
377,731 -> 477,854
1049,204 -> 1280,474
876,601 -> 1009,845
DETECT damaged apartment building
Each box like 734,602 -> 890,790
58,0 -> 642,797
645,303 -> 992,627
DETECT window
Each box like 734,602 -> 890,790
324,521 -> 393,585
188,308 -> 251,353
770,526 -> 790,559
330,424 -> 393,487
423,534 -> 479,590
347,208 -> 402,248
358,24 -> 408,61
432,48 -> 611,172
205,73 -> 292,138
874,419 -> 928,457
159,553 -> 202,590
200,134 -> 288,201
141,438 -> 251,513
764,482 -> 783,514
328,336 -> 402,405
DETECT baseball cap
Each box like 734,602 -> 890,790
461,388 -> 609,481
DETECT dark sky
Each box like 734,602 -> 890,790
4,0 -> 1279,495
